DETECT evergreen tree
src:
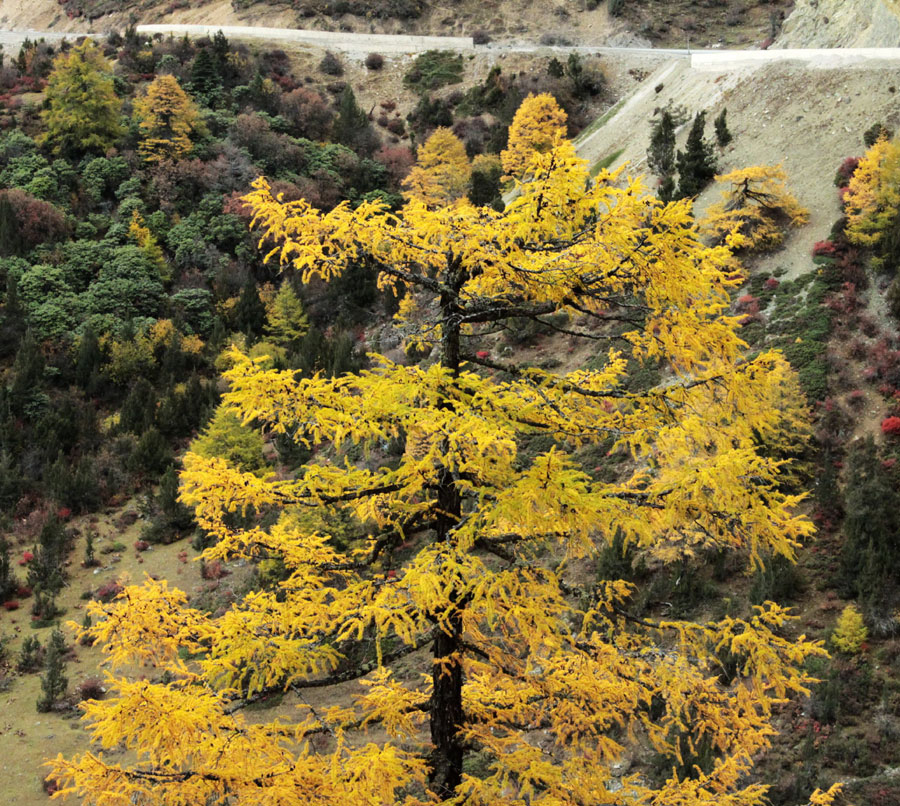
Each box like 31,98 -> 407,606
648,109 -> 676,177
74,325 -> 102,392
0,194 -> 23,257
0,534 -> 16,601
190,47 -> 221,104
120,377 -> 158,434
840,437 -> 900,618
9,330 -> 44,414
36,627 -> 68,712
333,86 -> 378,157
27,516 -> 69,596
676,111 -> 717,199
235,278 -> 267,342
714,108 -> 732,147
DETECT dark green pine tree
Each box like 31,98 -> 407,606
190,47 -> 221,104
9,330 -> 45,414
675,111 -> 717,199
648,109 -> 676,177
0,535 -> 17,601
840,437 -> 900,618
714,108 -> 732,147
27,515 -> 69,596
235,277 -> 267,343
158,464 -> 194,533
333,85 -> 379,157
0,194 -> 22,257
36,627 -> 68,712
74,325 -> 102,392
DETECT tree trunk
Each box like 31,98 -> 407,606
427,272 -> 465,799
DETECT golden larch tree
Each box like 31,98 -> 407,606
402,127 -> 472,208
843,135 -> 900,270
39,39 -> 123,157
50,131 -> 838,806
500,92 -> 567,179
133,74 -> 204,163
701,164 -> 809,252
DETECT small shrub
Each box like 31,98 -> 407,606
134,540 -> 150,552
77,677 -> 105,701
364,52 -> 384,70
94,581 -> 123,603
200,559 -> 228,580
318,51 -> 344,76
2,599 -> 19,610
882,416 -> 900,436
472,30 -> 491,45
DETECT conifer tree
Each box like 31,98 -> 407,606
133,74 -> 204,163
190,47 -> 221,104
676,111 -> 717,199
714,108 -> 732,147
53,123 -> 838,806
235,278 -> 267,342
500,92 -> 567,179
402,127 -> 472,207
40,39 -> 123,157
0,535 -> 16,601
37,627 -> 68,712
840,437 -> 900,617
265,282 -> 309,348
648,109 -> 676,177
333,85 -> 378,157
27,516 -> 68,596
701,165 -> 809,252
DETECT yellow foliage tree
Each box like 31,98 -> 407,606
843,136 -> 900,270
133,74 -> 204,163
832,604 -> 867,654
39,39 -> 123,157
402,127 -> 472,207
701,165 -> 809,252
51,140 -> 838,806
265,281 -> 309,347
500,92 -> 568,179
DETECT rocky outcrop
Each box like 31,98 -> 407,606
775,0 -> 900,48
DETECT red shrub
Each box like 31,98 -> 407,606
2,600 -> 19,611
0,189 -> 69,250
95,581 -> 123,603
847,389 -> 865,407
375,145 -> 414,187
280,87 -> 333,141
764,277 -> 779,290
812,240 -> 837,258
735,294 -> 759,314
201,559 -> 228,580
134,540 -> 150,552
881,416 -> 900,436
835,156 -> 860,188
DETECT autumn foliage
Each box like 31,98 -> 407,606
402,126 -> 471,207
701,164 -> 809,252
50,117 -> 837,806
133,74 -> 205,163
500,92 -> 568,179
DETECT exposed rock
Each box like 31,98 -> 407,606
775,0 -> 900,49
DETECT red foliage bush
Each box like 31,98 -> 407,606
764,277 -> 779,290
95,581 -> 123,603
19,550 -> 33,565
386,117 -> 406,137
375,145 -> 414,187
0,189 -> 69,251
812,240 -> 837,258
201,559 -> 229,580
881,416 -> 900,436
2,600 -> 19,611
133,540 -> 150,552
280,87 -> 333,140
835,156 -> 860,188
15,584 -> 31,597
735,294 -> 760,315
847,389 -> 865,407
